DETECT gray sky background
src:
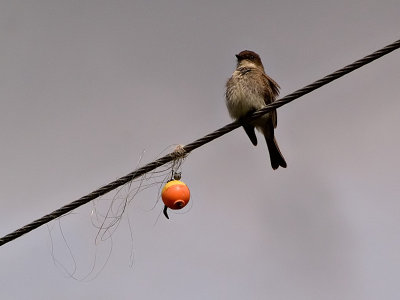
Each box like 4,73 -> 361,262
1,1 -> 399,299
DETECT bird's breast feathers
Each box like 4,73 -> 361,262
226,69 -> 266,119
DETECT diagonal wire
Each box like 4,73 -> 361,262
1,39 -> 399,247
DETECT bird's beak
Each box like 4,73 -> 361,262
235,54 -> 240,59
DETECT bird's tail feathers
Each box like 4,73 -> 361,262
266,137 -> 287,170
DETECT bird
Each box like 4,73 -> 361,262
225,50 -> 287,170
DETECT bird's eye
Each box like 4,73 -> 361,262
249,55 -> 255,60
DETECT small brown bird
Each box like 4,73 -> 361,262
225,50 -> 287,170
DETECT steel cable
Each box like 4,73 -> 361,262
1,39 -> 399,247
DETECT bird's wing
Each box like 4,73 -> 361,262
262,74 -> 280,128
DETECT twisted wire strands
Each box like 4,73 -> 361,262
1,39 -> 399,247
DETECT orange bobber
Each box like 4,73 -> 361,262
161,180 -> 190,210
